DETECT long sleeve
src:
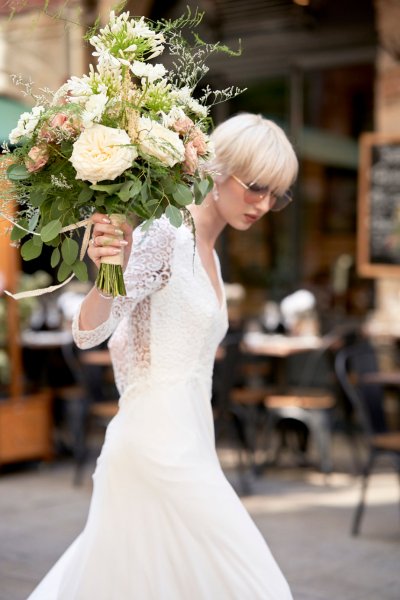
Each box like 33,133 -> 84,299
72,217 -> 176,349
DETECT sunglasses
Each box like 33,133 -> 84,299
231,174 -> 293,212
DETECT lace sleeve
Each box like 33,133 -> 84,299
72,217 -> 176,349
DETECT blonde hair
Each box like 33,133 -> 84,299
209,112 -> 298,196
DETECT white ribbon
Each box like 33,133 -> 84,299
3,217 -> 93,300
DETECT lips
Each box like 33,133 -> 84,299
244,214 -> 258,222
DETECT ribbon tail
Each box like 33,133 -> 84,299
4,274 -> 75,300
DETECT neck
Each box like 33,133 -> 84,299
189,192 -> 226,249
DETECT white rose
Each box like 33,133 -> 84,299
70,124 -> 137,184
138,117 -> 185,167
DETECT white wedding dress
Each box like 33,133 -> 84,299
28,217 -> 292,600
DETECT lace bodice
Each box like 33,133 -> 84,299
72,217 -> 228,394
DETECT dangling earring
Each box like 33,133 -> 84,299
212,184 -> 219,202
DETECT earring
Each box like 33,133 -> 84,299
212,185 -> 219,202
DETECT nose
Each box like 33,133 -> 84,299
258,191 -> 275,213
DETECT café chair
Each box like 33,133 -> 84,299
213,330 -> 270,494
60,343 -> 119,485
261,333 -> 341,474
335,342 -> 400,535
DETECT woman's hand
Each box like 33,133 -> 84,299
88,213 -> 134,271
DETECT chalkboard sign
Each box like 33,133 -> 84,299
358,133 -> 400,277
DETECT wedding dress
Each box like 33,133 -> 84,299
28,217 -> 292,600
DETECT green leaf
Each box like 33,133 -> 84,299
32,233 -> 43,247
40,219 -> 62,242
194,178 -> 214,205
7,163 -> 30,181
117,179 -> 142,203
30,186 -> 48,207
91,182 -> 125,194
95,194 -> 106,207
165,205 -> 183,228
72,260 -> 88,282
61,237 -> 79,265
57,261 -> 72,282
78,186 -> 94,203
50,247 -> 61,268
60,141 -> 73,157
10,219 -> 29,241
140,217 -> 155,233
28,211 -> 39,232
21,238 -> 43,261
172,183 -> 193,206
57,197 -> 71,211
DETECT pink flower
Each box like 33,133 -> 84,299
38,113 -> 80,142
172,116 -> 194,135
25,145 -> 49,173
183,141 -> 199,175
50,113 -> 69,128
190,128 -> 207,155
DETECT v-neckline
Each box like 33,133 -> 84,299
195,246 -> 225,311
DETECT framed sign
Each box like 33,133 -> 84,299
358,132 -> 400,277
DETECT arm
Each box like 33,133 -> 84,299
72,214 -> 175,349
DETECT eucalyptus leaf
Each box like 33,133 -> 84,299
61,237 -> 79,265
78,186 -> 94,203
28,211 -> 39,232
41,219 -> 62,242
117,181 -> 134,203
172,183 -> 193,206
91,182 -> 125,194
72,260 -> 88,282
7,163 -> 30,181
140,217 -> 155,233
10,219 -> 29,241
21,238 -> 43,261
32,233 -> 43,247
57,261 -> 72,282
50,247 -> 61,268
166,205 -> 183,228
30,187 -> 48,207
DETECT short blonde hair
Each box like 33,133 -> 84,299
209,112 -> 298,196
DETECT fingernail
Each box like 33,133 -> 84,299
102,218 -> 111,223
119,240 -> 128,246
111,248 -> 120,254
115,228 -> 123,235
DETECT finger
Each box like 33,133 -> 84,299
89,246 -> 123,259
93,223 -> 125,237
91,213 -> 111,225
95,235 -> 128,248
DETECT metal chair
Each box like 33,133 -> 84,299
261,333 -> 341,474
335,341 -> 400,535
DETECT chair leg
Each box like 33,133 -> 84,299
308,411 -> 333,474
352,450 -> 376,536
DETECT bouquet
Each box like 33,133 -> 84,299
0,7 -> 242,298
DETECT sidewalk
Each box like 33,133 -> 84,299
0,443 -> 399,600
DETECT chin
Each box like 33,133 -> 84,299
229,219 -> 253,231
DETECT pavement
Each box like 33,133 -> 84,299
0,436 -> 399,600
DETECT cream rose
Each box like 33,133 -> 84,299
69,124 -> 137,184
138,117 -> 185,167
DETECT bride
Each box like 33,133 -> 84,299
28,112 -> 298,599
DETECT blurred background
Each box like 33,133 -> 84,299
1,2 -> 400,599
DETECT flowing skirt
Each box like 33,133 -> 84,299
28,378 -> 292,600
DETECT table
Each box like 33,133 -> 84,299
242,332 -> 327,358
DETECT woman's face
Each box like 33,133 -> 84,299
213,175 -> 276,231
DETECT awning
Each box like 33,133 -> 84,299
0,96 -> 29,144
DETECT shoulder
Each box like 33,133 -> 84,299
132,215 -> 193,253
